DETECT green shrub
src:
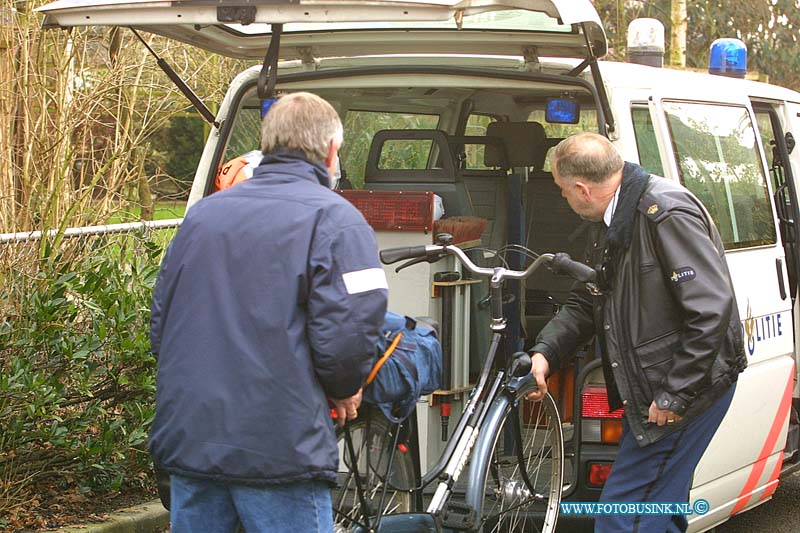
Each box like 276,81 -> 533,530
0,228 -> 168,518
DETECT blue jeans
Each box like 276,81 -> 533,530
595,384 -> 736,533
170,475 -> 333,533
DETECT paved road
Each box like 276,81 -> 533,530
715,471 -> 800,532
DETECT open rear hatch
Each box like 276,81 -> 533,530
38,1 -> 614,132
37,0 -> 606,61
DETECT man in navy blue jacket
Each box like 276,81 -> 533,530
149,92 -> 388,532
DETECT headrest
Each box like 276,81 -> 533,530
365,129 -> 456,183
485,121 -> 551,170
448,135 -> 508,170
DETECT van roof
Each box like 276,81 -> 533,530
596,61 -> 800,105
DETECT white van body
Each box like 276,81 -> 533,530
38,1 -> 800,531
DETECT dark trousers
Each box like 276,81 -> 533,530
595,384 -> 735,533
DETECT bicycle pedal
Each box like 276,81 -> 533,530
441,501 -> 477,531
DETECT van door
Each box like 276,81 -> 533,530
753,101 -> 800,377
785,100 -> 800,402
752,100 -> 800,463
646,93 -> 795,528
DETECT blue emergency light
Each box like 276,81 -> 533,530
261,98 -> 276,119
546,97 -> 580,124
708,38 -> 747,79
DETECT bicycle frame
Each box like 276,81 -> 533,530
340,242 -> 584,530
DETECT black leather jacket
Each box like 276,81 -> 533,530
533,166 -> 746,446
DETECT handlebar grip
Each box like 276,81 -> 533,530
380,246 -> 429,264
552,253 -> 597,283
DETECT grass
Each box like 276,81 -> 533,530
106,201 -> 186,225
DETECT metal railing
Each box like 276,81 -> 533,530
0,219 -> 183,310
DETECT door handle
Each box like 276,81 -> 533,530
776,257 -> 787,300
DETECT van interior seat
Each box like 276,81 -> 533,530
484,121 -> 587,338
363,129 -> 475,219
448,135 -> 509,248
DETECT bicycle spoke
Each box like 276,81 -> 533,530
478,392 -> 563,533
333,410 -> 416,531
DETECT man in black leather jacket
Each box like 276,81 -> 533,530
526,133 -> 746,532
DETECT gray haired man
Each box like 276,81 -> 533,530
149,92 -> 388,532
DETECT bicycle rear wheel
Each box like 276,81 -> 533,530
467,385 -> 563,533
333,408 -> 418,532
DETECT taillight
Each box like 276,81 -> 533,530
339,190 -> 434,231
581,386 -> 624,444
601,419 -> 623,444
588,462 -> 613,487
581,387 -> 623,419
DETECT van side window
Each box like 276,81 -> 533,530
755,112 -> 778,178
462,114 -> 498,169
224,105 -> 262,162
662,101 -> 776,249
527,109 -> 598,170
631,107 -> 666,177
341,111 -> 439,189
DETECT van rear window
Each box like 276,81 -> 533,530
662,101 -> 776,250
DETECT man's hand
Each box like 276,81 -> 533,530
330,388 -> 363,427
525,352 -> 550,401
648,401 -> 682,426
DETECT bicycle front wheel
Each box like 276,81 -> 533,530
333,409 -> 417,532
466,384 -> 563,533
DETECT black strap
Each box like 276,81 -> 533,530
257,23 -> 283,100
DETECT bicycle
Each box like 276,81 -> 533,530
332,234 -> 598,533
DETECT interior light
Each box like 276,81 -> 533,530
709,38 -> 747,78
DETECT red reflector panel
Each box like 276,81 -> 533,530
588,462 -> 613,487
339,190 -> 433,231
582,386 -> 624,419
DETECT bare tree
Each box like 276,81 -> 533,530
0,1 -> 246,235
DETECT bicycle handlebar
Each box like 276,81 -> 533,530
380,243 -> 596,284
379,245 -> 431,264
551,252 -> 597,283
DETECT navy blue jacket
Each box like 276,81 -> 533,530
148,151 -> 388,485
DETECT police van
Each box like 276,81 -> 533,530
38,1 -> 800,530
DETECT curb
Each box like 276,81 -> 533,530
46,500 -> 169,533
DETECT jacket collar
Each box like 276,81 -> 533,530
606,162 -> 651,252
251,149 -> 331,188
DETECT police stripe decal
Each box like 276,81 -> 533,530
730,369 -> 794,515
342,268 -> 388,294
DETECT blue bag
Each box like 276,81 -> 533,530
364,312 -> 443,423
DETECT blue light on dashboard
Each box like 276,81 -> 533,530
708,38 -> 747,78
